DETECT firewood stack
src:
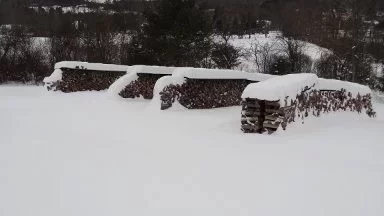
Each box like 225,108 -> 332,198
119,73 -> 166,99
53,68 -> 125,92
241,99 -> 296,133
296,89 -> 376,118
160,79 -> 254,109
263,101 -> 295,133
240,98 -> 266,133
241,88 -> 376,134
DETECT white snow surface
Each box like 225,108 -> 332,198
1,85 -> 384,216
173,67 -> 274,81
55,61 -> 129,72
127,65 -> 178,75
242,73 -> 318,102
247,72 -> 276,81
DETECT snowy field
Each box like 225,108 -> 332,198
2,85 -> 384,216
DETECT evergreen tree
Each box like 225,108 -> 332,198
131,0 -> 213,67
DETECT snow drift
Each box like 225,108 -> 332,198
1,85 -> 384,216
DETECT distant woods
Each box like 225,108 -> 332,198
1,0 -> 384,91
0,0 -> 143,36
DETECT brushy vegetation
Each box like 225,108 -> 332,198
1,0 -> 384,89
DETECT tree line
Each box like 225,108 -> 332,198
1,0 -> 384,91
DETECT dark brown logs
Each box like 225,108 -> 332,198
49,68 -> 125,92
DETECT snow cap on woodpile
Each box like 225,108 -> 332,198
172,67 -> 274,81
109,65 -> 179,96
148,75 -> 187,110
108,73 -> 139,97
55,61 -> 129,72
242,73 -> 318,104
127,65 -> 178,75
316,78 -> 371,96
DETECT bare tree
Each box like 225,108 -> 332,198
279,37 -> 311,74
211,42 -> 241,69
50,35 -> 83,65
0,26 -> 49,83
248,40 -> 275,73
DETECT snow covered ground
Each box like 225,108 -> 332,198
1,85 -> 384,216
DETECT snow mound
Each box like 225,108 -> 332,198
242,74 -> 318,103
127,65 -> 178,75
55,61 -> 129,72
173,67 -> 274,81
108,73 -> 139,97
317,78 -> 372,96
149,75 -> 186,110
43,69 -> 63,84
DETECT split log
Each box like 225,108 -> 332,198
263,121 -> 281,129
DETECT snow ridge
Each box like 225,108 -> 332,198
55,61 -> 129,72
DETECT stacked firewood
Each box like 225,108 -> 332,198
241,88 -> 376,134
296,89 -> 376,119
241,99 -> 266,133
119,74 -> 166,99
53,68 -> 125,92
160,79 -> 254,110
241,99 -> 296,133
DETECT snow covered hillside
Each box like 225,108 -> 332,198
29,5 -> 139,15
1,85 -> 384,216
225,32 -> 331,72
